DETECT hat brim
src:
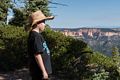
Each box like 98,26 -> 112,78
45,16 -> 54,20
31,16 -> 54,27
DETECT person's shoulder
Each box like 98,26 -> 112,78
30,31 -> 39,36
30,31 -> 44,39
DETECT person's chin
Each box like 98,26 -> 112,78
42,29 -> 45,31
40,29 -> 45,32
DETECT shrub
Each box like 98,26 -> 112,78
0,25 -> 28,71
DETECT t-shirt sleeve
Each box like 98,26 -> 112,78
33,35 -> 44,54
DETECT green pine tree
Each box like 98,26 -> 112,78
0,0 -> 12,24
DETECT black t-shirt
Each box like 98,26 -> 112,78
27,31 -> 52,75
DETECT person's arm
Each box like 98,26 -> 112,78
34,53 -> 48,79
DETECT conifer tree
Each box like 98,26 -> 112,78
9,0 -> 51,26
0,0 -> 11,24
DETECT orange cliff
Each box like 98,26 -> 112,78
61,28 -> 120,38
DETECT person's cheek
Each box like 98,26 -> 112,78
41,23 -> 45,31
43,23 -> 46,27
43,23 -> 46,29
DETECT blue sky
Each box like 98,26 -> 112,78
47,0 -> 120,28
8,0 -> 120,28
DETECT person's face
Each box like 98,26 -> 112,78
37,20 -> 46,32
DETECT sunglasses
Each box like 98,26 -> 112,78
37,20 -> 45,24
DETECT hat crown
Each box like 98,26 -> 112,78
31,10 -> 45,21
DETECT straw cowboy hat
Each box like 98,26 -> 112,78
30,10 -> 54,27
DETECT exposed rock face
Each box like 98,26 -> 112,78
53,28 -> 120,56
61,28 -> 120,38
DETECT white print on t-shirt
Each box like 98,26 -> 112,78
43,41 -> 50,55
